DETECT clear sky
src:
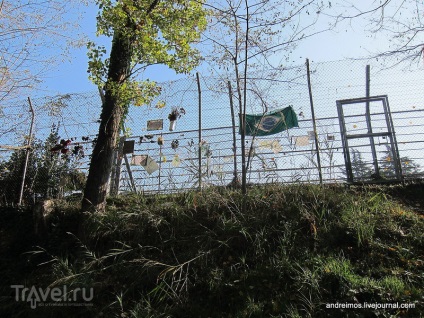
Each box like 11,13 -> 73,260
3,1 -> 423,187
36,0 -> 422,97
38,1 -> 187,97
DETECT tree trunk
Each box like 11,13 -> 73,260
82,32 -> 132,212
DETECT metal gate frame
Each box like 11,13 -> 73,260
337,95 -> 403,183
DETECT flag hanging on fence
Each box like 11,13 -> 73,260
241,106 -> 299,136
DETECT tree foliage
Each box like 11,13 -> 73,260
88,0 -> 207,93
86,0 -> 208,120
380,145 -> 422,178
0,124 -> 86,204
82,0 -> 207,212
350,149 -> 373,181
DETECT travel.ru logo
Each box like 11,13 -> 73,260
11,285 -> 94,309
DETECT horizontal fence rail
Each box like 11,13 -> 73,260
1,60 -> 423,204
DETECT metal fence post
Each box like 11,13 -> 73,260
306,59 -> 323,185
196,72 -> 202,190
228,81 -> 238,184
110,136 -> 125,196
18,97 -> 35,205
365,65 -> 380,177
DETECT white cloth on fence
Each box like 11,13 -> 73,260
131,155 -> 147,166
171,154 -> 181,167
295,136 -> 310,147
132,154 -> 159,174
144,156 -> 159,174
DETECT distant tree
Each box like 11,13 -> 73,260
351,149 -> 373,180
340,149 -> 373,181
0,141 -> 40,204
0,124 -> 85,204
380,145 -> 422,178
33,124 -> 86,199
82,0 -> 207,212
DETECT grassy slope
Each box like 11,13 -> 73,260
0,184 -> 423,317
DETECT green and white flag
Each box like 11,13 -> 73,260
241,106 -> 299,136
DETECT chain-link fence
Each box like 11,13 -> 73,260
0,92 -> 100,204
1,59 -> 424,203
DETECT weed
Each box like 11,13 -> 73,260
1,183 -> 423,317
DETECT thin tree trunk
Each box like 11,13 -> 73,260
82,32 -> 132,212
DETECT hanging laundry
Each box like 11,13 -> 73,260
144,156 -> 159,174
258,140 -> 273,150
171,154 -> 181,167
50,139 -> 71,153
295,136 -> 310,147
257,140 -> 281,153
157,136 -> 164,145
131,155 -> 147,166
270,140 -> 282,154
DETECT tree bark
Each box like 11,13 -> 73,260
82,32 -> 132,212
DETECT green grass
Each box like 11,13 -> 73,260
0,183 -> 423,317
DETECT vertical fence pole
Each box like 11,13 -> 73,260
123,153 -> 136,192
365,65 -> 380,176
227,81 -> 238,184
196,72 -> 202,190
110,136 -> 125,196
18,97 -> 35,205
109,146 -> 118,196
158,141 -> 162,194
306,59 -> 323,185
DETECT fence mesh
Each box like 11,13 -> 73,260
1,59 -> 424,203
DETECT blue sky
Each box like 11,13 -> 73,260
38,1 -> 187,96
36,1 -> 393,97
3,1 -> 423,187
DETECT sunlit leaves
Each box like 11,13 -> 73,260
87,42 -> 108,85
155,101 -> 166,109
90,0 -> 207,75
104,80 -> 162,109
88,0 -> 208,109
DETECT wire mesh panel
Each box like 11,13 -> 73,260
1,59 -> 424,202
0,92 -> 101,204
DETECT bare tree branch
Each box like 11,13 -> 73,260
0,0 -> 83,102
